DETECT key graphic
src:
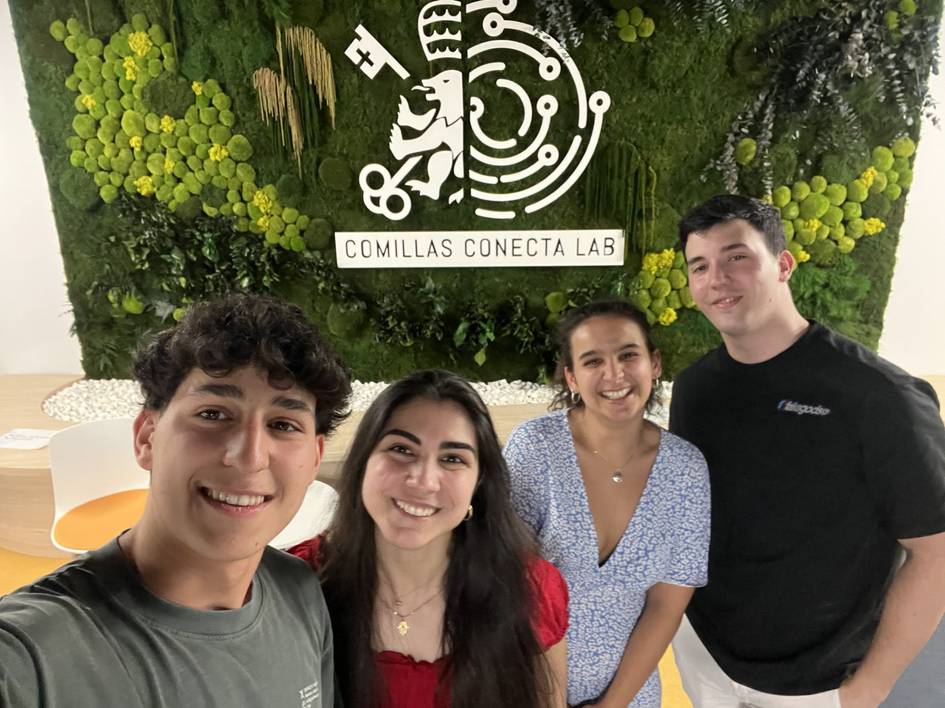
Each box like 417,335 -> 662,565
346,25 -> 410,80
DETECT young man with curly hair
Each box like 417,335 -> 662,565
0,294 -> 351,707
670,194 -> 945,708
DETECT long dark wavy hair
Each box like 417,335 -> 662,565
317,369 -> 554,707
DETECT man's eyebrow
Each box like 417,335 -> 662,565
192,383 -> 243,399
687,242 -> 750,265
191,384 -> 314,416
272,395 -> 316,416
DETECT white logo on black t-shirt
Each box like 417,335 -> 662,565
778,400 -> 831,416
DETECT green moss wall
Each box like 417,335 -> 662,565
9,0 -> 942,381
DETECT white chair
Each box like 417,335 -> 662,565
47,417 -> 148,554
270,481 -> 338,549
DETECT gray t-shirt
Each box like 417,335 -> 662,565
0,539 -> 334,707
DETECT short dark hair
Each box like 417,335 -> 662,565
550,299 -> 662,414
678,194 -> 785,255
320,369 -> 553,707
133,294 -> 351,436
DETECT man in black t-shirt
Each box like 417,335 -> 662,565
669,195 -> 945,708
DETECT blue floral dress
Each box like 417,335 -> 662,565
503,410 -> 710,707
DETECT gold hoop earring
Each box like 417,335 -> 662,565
464,504 -> 473,521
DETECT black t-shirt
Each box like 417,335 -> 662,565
669,322 -> 945,695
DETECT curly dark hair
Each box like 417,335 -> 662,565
550,299 -> 662,414
317,369 -> 554,708
132,294 -> 351,435
678,193 -> 785,256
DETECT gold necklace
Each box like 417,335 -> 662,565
574,410 -> 642,484
589,446 -> 637,484
380,587 -> 443,636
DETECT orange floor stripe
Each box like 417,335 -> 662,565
0,546 -> 69,595
660,646 -> 693,707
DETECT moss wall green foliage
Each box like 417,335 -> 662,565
9,0 -> 942,381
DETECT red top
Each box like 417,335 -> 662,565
289,536 -> 568,708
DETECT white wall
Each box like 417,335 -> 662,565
877,16 -> 945,376
1,8 -> 942,376
0,2 -> 83,374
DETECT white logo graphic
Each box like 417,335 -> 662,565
297,680 -> 319,708
345,25 -> 410,80
346,0 -> 610,221
778,400 -> 832,416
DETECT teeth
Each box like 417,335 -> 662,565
205,488 -> 265,507
394,499 -> 437,517
601,387 -> 631,400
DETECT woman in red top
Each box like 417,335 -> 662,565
291,369 -> 568,707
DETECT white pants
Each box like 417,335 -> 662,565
672,616 -> 842,708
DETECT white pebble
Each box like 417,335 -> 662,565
43,378 -> 671,428
43,379 -> 143,422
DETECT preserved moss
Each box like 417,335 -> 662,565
303,217 -> 333,250
9,0 -> 938,382
59,169 -> 100,209
318,157 -> 352,190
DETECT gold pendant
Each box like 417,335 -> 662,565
397,619 -> 410,636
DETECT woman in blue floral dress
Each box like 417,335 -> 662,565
504,300 -> 710,707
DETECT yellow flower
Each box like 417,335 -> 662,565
803,218 -> 822,232
252,190 -> 273,214
208,144 -> 229,162
80,94 -> 96,109
657,307 -> 678,326
159,115 -> 176,133
192,81 -> 203,96
657,248 -> 675,271
796,248 -> 811,263
129,135 -> 143,149
643,248 -> 676,275
134,175 -> 155,196
257,215 -> 270,230
761,193 -> 773,204
860,166 -> 878,189
164,158 -> 174,174
864,217 -> 886,235
123,56 -> 137,81
128,31 -> 153,58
